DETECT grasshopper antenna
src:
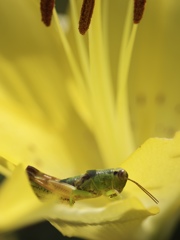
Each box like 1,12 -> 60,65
128,178 -> 159,204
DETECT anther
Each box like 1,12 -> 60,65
133,0 -> 146,24
40,0 -> 55,26
79,0 -> 95,35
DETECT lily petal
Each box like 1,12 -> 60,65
48,133 -> 180,239
129,1 -> 180,145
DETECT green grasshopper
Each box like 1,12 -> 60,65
26,166 -> 159,205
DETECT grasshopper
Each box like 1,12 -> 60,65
26,166 -> 159,205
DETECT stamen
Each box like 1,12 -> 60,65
133,0 -> 146,24
40,0 -> 55,26
79,0 -> 95,35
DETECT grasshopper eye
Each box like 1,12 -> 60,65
117,169 -> 128,179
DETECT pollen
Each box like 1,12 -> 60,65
40,0 -> 55,26
79,0 -> 95,35
133,0 -> 146,24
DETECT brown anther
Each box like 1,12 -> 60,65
133,0 -> 146,24
79,0 -> 95,35
40,0 -> 55,26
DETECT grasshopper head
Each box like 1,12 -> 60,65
113,168 -> 128,193
113,168 -> 159,204
116,169 -> 128,180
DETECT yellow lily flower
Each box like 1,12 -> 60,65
0,0 -> 180,239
